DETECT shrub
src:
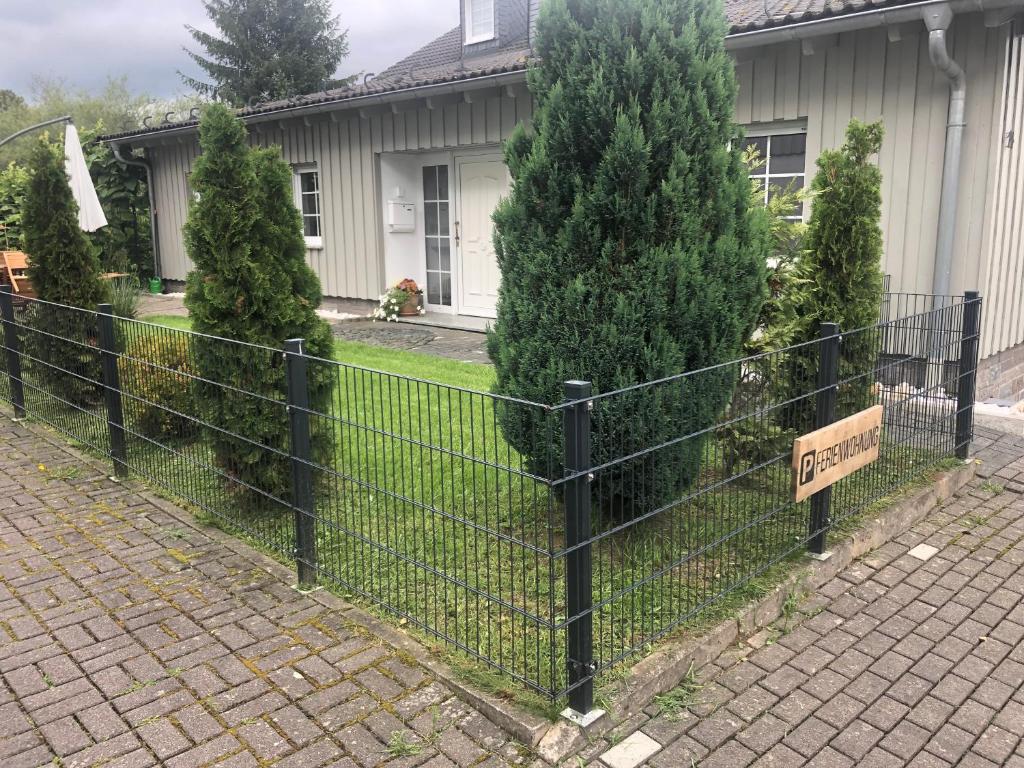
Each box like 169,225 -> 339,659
23,137 -> 109,309
784,120 -> 885,426
107,275 -> 140,319
717,150 -> 807,473
21,137 -> 109,406
120,332 -> 195,439
488,0 -> 770,518
0,162 -> 29,249
184,104 -> 334,508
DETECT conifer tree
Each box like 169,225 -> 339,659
21,136 -> 109,405
788,120 -> 885,422
184,103 -> 333,506
23,137 -> 108,308
488,0 -> 770,518
182,0 -> 351,105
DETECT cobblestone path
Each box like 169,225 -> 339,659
584,428 -> 1024,768
0,423 -> 523,768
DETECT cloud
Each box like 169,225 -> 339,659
1,0 -> 459,100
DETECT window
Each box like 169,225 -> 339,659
423,165 -> 452,307
746,132 -> 806,221
293,168 -> 322,247
465,0 -> 495,44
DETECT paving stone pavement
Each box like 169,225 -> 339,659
0,423 -> 526,768
583,426 -> 1024,768
329,320 -> 489,363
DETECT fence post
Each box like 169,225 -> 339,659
955,291 -> 981,460
0,285 -> 25,419
809,322 -> 840,556
97,304 -> 128,479
285,339 -> 317,588
563,380 -> 595,718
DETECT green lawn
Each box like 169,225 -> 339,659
7,311 -> 956,705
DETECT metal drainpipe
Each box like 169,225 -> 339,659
924,3 -> 966,299
111,143 -> 161,280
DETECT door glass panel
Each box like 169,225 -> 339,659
423,165 -> 437,201
438,203 -> 449,236
441,273 -> 451,306
422,164 -> 452,306
437,165 -> 449,197
425,203 -> 438,237
427,276 -> 441,305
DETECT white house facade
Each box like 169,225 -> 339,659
103,0 -> 1024,398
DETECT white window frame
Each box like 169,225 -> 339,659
464,0 -> 495,44
293,166 -> 323,249
744,125 -> 807,223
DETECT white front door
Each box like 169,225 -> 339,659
456,155 -> 508,318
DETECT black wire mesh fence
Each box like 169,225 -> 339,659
0,287 -> 981,714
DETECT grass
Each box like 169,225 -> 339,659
2,310 -> 962,710
653,664 -> 702,720
386,730 -> 422,758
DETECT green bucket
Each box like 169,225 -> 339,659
148,277 -> 163,295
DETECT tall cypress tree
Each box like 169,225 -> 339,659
185,103 -> 333,507
21,136 -> 109,405
488,0 -> 770,518
23,137 -> 108,308
182,0 -> 351,105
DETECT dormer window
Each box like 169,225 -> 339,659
465,0 -> 495,44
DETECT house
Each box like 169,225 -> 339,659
103,0 -> 1024,399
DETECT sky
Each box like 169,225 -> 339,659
1,0 -> 460,101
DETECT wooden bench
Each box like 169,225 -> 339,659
1,251 -> 35,299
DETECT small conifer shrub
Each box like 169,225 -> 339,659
184,104 -> 333,508
22,136 -> 109,405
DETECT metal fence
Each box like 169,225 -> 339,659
0,286 -> 981,714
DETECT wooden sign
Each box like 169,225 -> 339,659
792,405 -> 883,503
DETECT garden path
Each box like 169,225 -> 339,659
136,292 -> 491,364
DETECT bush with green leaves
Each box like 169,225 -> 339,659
82,124 -> 153,278
488,0 -> 770,518
21,136 -> 109,405
717,155 -> 807,473
120,332 -> 195,439
0,162 -> 29,249
184,103 -> 334,508
784,120 -> 885,427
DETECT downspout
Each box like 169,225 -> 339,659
111,143 -> 161,280
924,4 -> 966,298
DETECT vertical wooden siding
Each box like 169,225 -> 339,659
736,17 -> 1007,312
147,90 -> 532,300
982,29 -> 1024,358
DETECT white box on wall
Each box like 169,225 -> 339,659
387,201 -> 416,233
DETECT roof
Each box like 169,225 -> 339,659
727,0 -> 925,33
102,0 -> 929,144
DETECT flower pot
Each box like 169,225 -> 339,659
398,294 -> 421,316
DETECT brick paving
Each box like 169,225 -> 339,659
0,423 -> 524,768
584,426 -> 1024,768
6,417 -> 1024,768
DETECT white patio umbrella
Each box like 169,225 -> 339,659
63,123 -> 107,232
